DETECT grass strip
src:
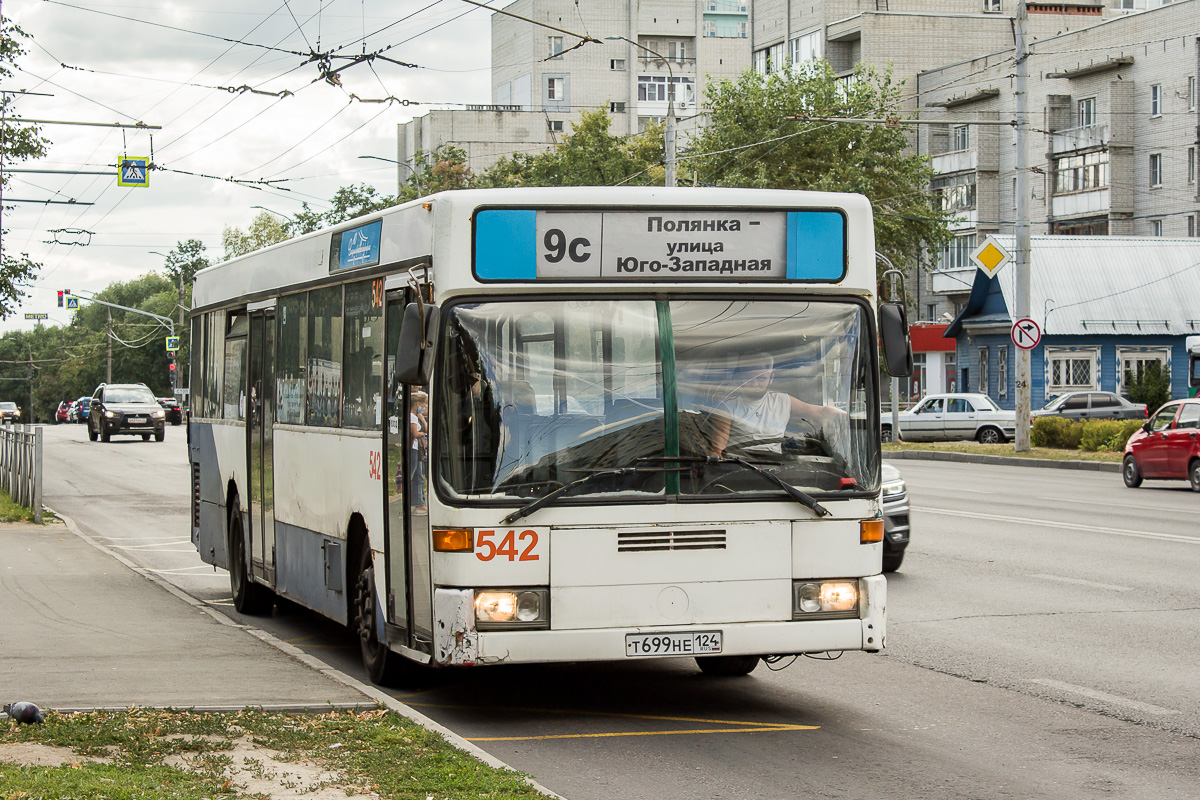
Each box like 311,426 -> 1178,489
1,707 -> 545,799
883,441 -> 1122,463
0,487 -> 37,523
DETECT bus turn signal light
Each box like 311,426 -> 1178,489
860,519 -> 884,544
433,528 -> 473,552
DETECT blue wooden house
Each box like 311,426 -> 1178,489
943,235 -> 1200,409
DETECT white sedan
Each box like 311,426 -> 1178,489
882,393 -> 1016,444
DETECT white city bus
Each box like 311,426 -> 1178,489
188,187 -> 911,684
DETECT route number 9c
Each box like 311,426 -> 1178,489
476,529 -> 540,562
543,228 -> 591,264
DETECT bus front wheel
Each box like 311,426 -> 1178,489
354,543 -> 405,687
695,655 -> 760,676
228,501 -> 273,615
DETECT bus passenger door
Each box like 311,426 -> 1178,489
248,311 -> 277,584
384,291 -> 434,653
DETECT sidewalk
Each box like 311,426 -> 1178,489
0,519 -> 373,712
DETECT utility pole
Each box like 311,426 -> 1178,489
106,310 -> 113,384
28,348 -> 34,424
606,37 -> 677,186
178,274 -> 186,395
1014,2 -> 1032,452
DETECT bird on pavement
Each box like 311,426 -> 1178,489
3,701 -> 45,724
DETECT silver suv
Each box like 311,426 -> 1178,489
88,383 -> 166,442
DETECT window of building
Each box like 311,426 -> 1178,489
1149,153 -> 1163,187
306,285 -> 343,428
547,119 -> 564,133
668,40 -> 688,62
1112,0 -> 1136,8
1047,348 -> 1098,392
610,101 -> 626,113
341,279 -> 384,431
1012,176 -> 1018,209
1191,215 -> 1198,238
547,77 -> 564,101
548,36 -> 563,58
938,233 -> 977,270
977,347 -> 989,393
1054,150 -> 1108,193
1190,76 -> 1197,111
790,30 -> 822,65
737,21 -> 748,37
1078,97 -> 1096,127
703,20 -> 717,37
926,303 -> 937,321
997,346 -> 1008,399
1051,217 -> 1108,235
1117,347 -> 1170,396
983,0 -> 1002,10
1151,218 -> 1163,237
637,75 -> 695,104
932,173 -> 977,212
277,292 -> 308,424
952,125 -> 970,151
610,58 -> 626,71
1188,146 -> 1196,185
1150,84 -> 1162,116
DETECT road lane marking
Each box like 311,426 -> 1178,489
404,701 -> 819,741
1029,574 -> 1132,592
914,506 -> 1200,545
1037,496 -> 1191,513
1028,679 -> 1181,715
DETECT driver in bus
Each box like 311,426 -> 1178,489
709,351 -> 846,457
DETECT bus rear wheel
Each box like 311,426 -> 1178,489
695,655 -> 760,676
353,543 -> 406,687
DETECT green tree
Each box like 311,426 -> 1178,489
0,16 -> 51,318
683,62 -> 953,278
161,238 -> 210,286
481,108 -> 658,187
399,146 -> 475,202
1126,362 -> 1171,412
292,183 -> 401,235
222,211 -> 290,259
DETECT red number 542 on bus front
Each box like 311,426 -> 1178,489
475,528 -> 546,563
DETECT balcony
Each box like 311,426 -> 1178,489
931,266 -> 977,295
1052,124 -> 1109,153
932,149 -> 977,175
1051,188 -> 1109,218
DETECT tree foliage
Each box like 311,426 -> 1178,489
683,62 -> 953,278
0,15 -> 51,319
222,211 -> 290,259
1125,361 -> 1171,413
160,238 -> 209,286
480,109 -> 658,187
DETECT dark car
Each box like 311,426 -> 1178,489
88,383 -> 166,442
881,462 -> 909,572
157,396 -> 183,425
1122,399 -> 1200,491
0,401 -> 19,423
1033,391 -> 1147,422
55,401 -> 71,423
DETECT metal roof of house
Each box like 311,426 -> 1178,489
979,235 -> 1200,337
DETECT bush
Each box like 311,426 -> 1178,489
1079,419 -> 1145,452
1031,417 -> 1084,449
1126,362 -> 1171,412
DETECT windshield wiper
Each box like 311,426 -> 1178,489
669,455 -> 831,517
500,464 -> 674,525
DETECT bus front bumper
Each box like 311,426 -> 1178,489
431,574 -> 886,667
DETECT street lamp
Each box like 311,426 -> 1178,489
251,205 -> 294,222
358,155 -> 424,196
606,36 -> 676,187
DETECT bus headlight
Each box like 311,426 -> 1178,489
474,588 -> 550,630
792,581 -> 859,620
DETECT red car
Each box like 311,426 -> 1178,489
1123,399 -> 1200,491
55,401 -> 71,423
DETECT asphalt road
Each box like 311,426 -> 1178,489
41,422 -> 1200,799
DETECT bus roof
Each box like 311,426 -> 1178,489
192,187 -> 877,312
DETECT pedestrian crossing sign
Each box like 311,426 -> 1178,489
117,156 -> 150,188
66,297 -> 79,309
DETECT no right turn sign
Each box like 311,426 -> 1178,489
1011,318 -> 1041,350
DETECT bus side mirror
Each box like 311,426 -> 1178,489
879,303 -> 913,378
395,302 -> 439,385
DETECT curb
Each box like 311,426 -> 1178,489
883,449 -> 1121,472
47,507 -> 565,800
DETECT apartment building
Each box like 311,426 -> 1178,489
399,0 -> 753,175
918,0 -> 1199,307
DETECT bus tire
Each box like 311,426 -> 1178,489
353,542 -> 406,687
228,501 -> 273,615
695,655 -> 760,677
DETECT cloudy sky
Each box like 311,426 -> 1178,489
3,0 -> 502,334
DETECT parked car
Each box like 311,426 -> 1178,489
881,462 -> 909,572
0,401 -> 19,423
882,393 -> 1016,444
1033,391 -> 1147,422
70,396 -> 91,423
1122,398 -> 1200,492
156,396 -> 183,425
88,383 -> 166,442
55,401 -> 71,423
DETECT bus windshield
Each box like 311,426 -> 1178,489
436,298 -> 879,505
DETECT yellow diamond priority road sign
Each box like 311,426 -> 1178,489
970,235 -> 1011,277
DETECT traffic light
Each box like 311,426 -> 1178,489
57,291 -> 63,307
168,353 -> 177,388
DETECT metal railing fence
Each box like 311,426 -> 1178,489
0,424 -> 43,523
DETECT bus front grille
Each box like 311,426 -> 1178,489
618,529 -> 726,553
